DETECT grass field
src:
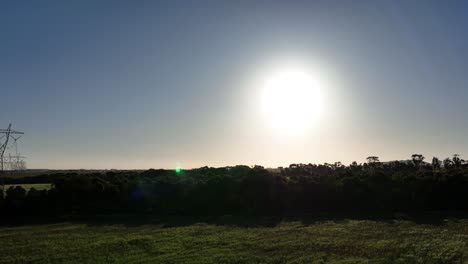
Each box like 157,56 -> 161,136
0,216 -> 467,264
3,183 -> 52,192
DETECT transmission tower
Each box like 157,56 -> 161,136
0,124 -> 24,191
9,135 -> 25,170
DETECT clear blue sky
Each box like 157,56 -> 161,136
2,1 -> 468,169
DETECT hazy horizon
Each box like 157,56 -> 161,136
2,1 -> 468,169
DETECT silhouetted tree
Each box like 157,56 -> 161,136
411,154 -> 425,167
432,157 -> 441,170
6,186 -> 26,200
444,158 -> 453,168
366,156 -> 380,164
453,154 -> 462,167
2,154 -> 468,218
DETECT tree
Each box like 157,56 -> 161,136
331,162 -> 343,170
366,156 -> 380,170
443,158 -> 452,168
6,186 -> 26,200
411,154 -> 425,167
366,156 -> 380,164
432,157 -> 441,170
350,161 -> 360,170
453,154 -> 462,167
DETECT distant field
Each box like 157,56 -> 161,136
0,217 -> 467,263
3,183 -> 52,192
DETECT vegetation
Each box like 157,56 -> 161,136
1,154 -> 468,263
2,154 -> 468,217
0,216 -> 467,263
3,183 -> 52,193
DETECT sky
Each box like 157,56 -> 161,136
2,0 -> 468,169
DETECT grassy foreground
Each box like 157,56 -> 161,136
1,217 -> 468,264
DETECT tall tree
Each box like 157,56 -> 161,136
366,156 -> 380,164
432,157 -> 441,170
411,154 -> 425,167
453,154 -> 462,167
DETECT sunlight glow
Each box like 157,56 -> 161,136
261,66 -> 322,134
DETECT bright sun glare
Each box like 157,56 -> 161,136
261,66 -> 322,134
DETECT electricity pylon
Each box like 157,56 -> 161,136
0,124 -> 24,191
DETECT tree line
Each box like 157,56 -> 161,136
1,154 -> 468,218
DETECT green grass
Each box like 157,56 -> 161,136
1,217 -> 468,263
3,183 -> 52,192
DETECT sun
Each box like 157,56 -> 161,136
261,66 -> 322,134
